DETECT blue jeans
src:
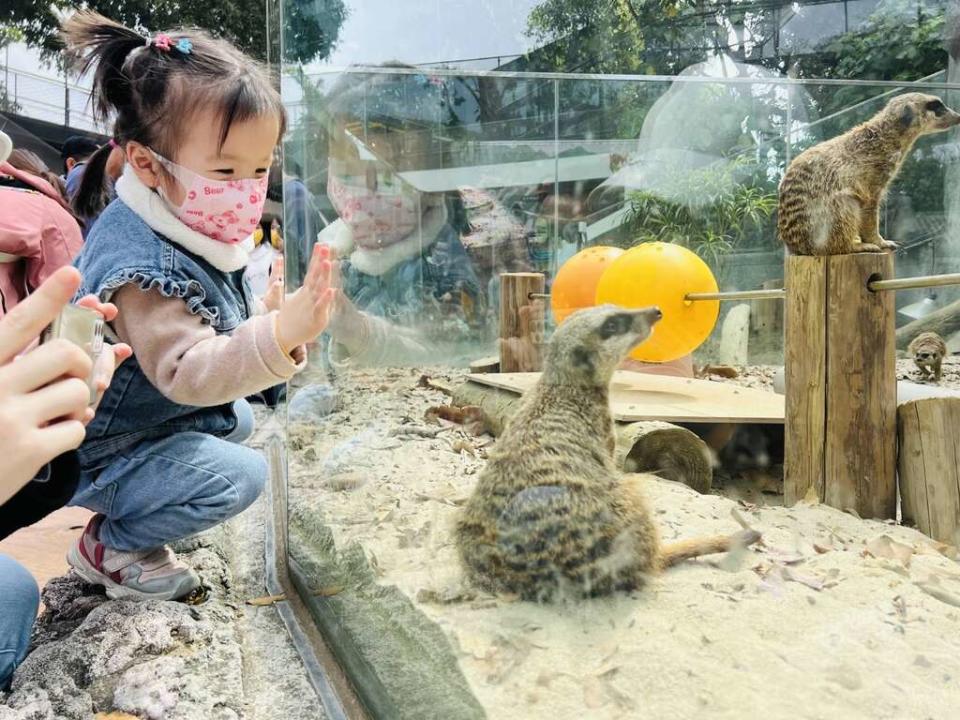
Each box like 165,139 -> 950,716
69,401 -> 265,551
0,555 -> 39,690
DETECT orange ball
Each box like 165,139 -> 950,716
594,242 -> 719,363
550,246 -> 625,323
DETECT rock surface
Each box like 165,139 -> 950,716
0,407 -> 322,720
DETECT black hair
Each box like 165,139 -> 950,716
60,135 -> 100,164
72,142 -> 115,221
63,10 -> 286,218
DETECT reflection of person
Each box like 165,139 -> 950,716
318,67 -> 487,365
0,265 -> 131,691
267,159 -> 321,281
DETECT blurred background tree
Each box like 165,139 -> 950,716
1,0 -> 347,64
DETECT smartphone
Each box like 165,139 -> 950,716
40,304 -> 104,405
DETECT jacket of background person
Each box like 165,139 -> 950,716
0,162 -> 84,318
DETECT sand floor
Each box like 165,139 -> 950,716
286,365 -> 960,720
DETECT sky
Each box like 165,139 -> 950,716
322,0 -> 542,69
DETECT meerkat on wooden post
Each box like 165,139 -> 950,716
455,305 -> 760,601
778,93 -> 960,256
908,331 -> 947,382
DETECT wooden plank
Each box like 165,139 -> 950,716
898,398 -> 960,543
897,402 -> 930,533
784,256 -> 827,506
824,253 -> 896,519
468,371 -> 784,424
498,273 -> 545,373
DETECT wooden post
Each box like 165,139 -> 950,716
751,279 -> 784,337
898,398 -> 960,544
784,253 -> 896,518
498,272 -> 545,373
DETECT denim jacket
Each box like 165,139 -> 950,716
73,199 -> 253,467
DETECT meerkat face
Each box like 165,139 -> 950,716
913,346 -> 944,369
888,93 -> 960,135
547,304 -> 662,384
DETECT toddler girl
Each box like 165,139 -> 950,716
61,11 -> 335,601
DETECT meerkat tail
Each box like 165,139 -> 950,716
659,529 -> 761,568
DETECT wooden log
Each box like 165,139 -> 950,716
898,398 -> 960,544
452,381 -> 712,492
785,254 -> 897,518
895,297 -> 960,350
615,420 -> 712,493
498,273 -> 545,372
469,356 -> 500,374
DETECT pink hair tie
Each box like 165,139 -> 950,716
150,33 -> 173,52
108,139 -> 118,149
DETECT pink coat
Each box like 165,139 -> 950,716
0,162 -> 84,318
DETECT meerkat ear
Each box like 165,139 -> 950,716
898,104 -> 915,129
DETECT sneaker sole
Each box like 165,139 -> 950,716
66,543 -> 199,602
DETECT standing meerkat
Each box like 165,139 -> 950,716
455,305 -> 760,601
908,331 -> 947,381
778,93 -> 960,256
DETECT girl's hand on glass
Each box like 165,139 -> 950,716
0,267 -> 93,497
262,256 -> 285,312
275,244 -> 337,353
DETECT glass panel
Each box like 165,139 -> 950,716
277,1 -> 959,717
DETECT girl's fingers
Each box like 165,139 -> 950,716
76,296 -> 118,322
36,419 -> 87,457
25,377 -> 91,424
2,339 -> 92,394
0,267 -> 82,364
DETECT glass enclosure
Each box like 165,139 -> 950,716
273,1 -> 960,717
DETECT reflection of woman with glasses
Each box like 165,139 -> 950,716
318,68 -> 485,366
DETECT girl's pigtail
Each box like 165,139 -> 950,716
61,10 -> 145,122
72,142 -> 115,222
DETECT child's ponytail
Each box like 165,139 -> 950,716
61,11 -> 146,123
72,142 -> 114,222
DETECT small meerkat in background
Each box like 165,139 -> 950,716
778,93 -> 960,256
455,305 -> 760,601
908,331 -> 947,382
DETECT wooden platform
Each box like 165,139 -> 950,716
468,371 -> 784,424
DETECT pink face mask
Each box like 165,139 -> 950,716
154,150 -> 268,245
327,172 -> 420,250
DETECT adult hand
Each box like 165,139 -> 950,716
0,267 -> 92,503
275,245 -> 337,353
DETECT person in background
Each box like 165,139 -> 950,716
61,135 -> 100,200
317,66 -> 487,366
1,140 -> 85,319
71,139 -> 125,237
7,149 -> 71,205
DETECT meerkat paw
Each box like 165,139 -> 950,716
852,242 -> 882,253
878,239 -> 899,252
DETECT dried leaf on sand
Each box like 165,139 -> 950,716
862,535 -> 914,567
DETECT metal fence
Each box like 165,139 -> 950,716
1,64 -> 102,133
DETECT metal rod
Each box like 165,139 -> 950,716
868,273 -> 960,292
685,289 -> 786,302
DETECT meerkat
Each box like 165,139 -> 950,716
455,305 -> 761,601
778,93 -> 960,256
908,331 -> 947,381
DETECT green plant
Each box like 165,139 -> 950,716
622,158 -> 777,266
